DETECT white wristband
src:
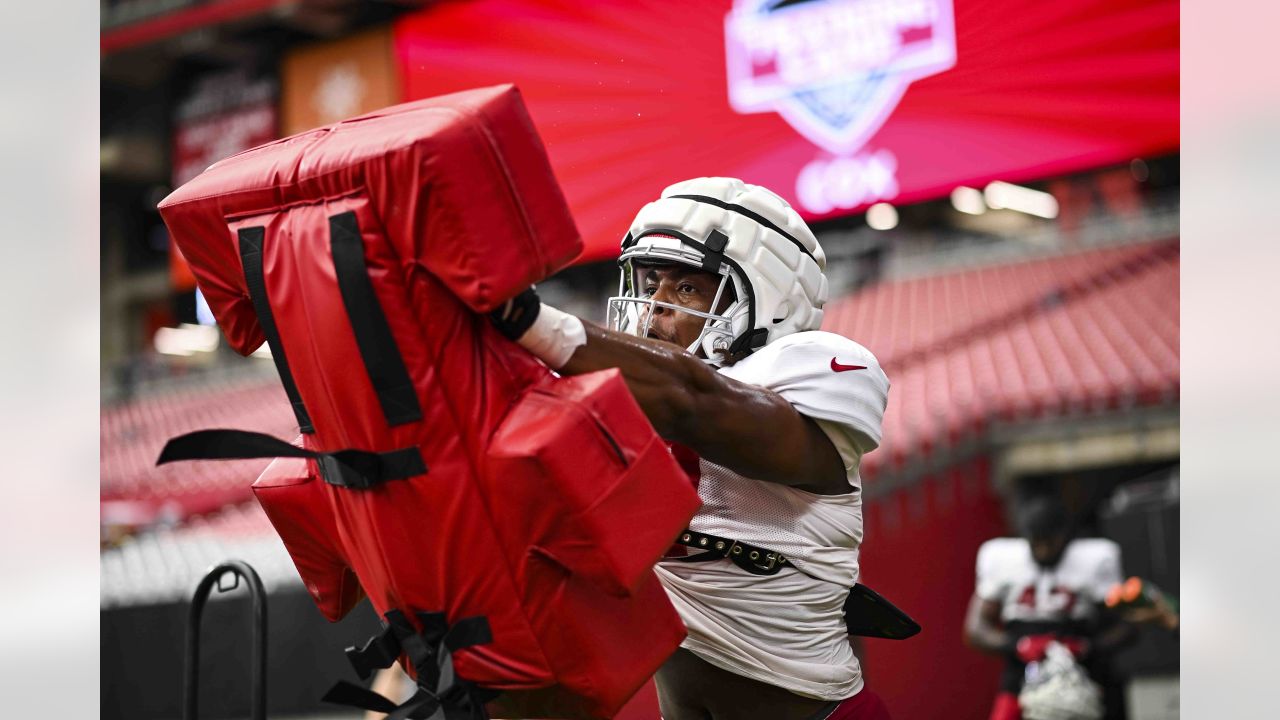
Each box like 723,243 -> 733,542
517,303 -> 587,370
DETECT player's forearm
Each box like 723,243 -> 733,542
964,597 -> 1011,655
489,294 -> 720,442
493,297 -> 819,476
964,624 -> 1010,655
553,321 -> 845,490
559,322 -> 707,439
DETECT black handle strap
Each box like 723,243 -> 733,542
325,609 -> 496,720
321,682 -> 398,714
239,226 -> 314,434
157,429 -> 426,490
329,211 -> 422,427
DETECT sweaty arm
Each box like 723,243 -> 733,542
490,293 -> 848,494
967,540 -> 1016,656
562,323 -> 849,495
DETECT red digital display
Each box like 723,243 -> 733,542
395,0 -> 1177,262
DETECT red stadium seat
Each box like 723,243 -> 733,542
824,240 -> 1178,481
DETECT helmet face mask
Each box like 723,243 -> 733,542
606,178 -> 828,365
607,235 -> 748,361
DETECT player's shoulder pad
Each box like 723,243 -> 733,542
723,330 -> 890,450
976,537 -> 1028,576
977,537 -> 1027,562
1066,537 -> 1122,565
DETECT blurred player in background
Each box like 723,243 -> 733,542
492,177 -> 892,719
964,496 -> 1137,720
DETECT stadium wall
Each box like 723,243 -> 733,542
861,455 -> 1009,719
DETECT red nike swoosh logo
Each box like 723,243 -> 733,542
830,358 -> 867,373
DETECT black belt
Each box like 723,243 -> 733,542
668,528 -> 922,640
669,529 -> 790,575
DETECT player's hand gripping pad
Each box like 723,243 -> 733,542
158,85 -> 699,719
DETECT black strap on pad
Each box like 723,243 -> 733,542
324,609 -> 497,720
156,429 -> 425,490
328,211 -> 423,427
238,225 -> 314,433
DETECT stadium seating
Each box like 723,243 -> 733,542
100,501 -> 297,608
822,239 -> 1179,477
101,371 -> 297,526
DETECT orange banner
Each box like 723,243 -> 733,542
280,25 -> 401,137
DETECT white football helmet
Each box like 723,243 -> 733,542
607,177 -> 828,364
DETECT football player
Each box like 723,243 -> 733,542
963,496 -> 1136,720
492,177 -> 892,720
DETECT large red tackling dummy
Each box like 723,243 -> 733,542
158,85 -> 700,719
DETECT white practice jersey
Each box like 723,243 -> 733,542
975,537 -> 1123,624
654,331 -> 889,701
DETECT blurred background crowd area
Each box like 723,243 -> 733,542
100,1 -> 1179,719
